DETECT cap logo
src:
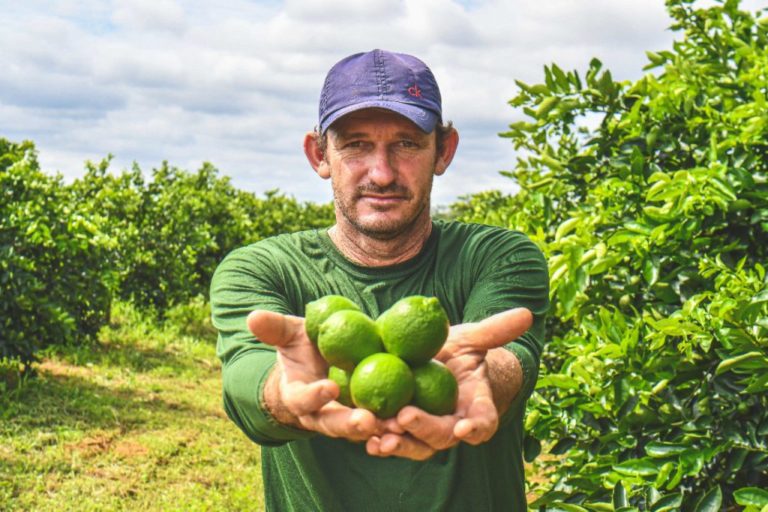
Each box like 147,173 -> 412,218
407,84 -> 422,98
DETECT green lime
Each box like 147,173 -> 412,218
350,353 -> 414,419
328,366 -> 353,407
376,296 -> 450,365
305,295 -> 361,344
411,360 -> 458,416
318,310 -> 383,372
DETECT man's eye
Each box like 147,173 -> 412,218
398,140 -> 418,148
344,141 -> 365,149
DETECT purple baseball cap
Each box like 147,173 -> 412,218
318,49 -> 442,134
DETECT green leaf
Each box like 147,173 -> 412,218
694,486 -> 722,512
745,373 -> 768,393
584,503 -> 614,512
536,97 -> 560,118
614,458 -> 659,476
734,488 -> 768,507
651,493 -> 683,512
751,289 -> 768,305
549,438 -> 577,455
523,434 -> 542,463
555,217 -> 581,241
529,490 -> 568,508
537,373 -> 580,390
643,257 -> 660,286
645,442 -> 688,458
613,482 -> 628,509
548,503 -> 590,512
625,221 -> 652,235
514,80 -> 550,96
715,352 -> 768,376
538,153 -> 566,172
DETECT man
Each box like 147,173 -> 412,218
210,49 -> 549,511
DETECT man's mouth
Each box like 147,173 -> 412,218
362,193 -> 406,200
357,185 -> 411,206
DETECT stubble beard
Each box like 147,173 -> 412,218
332,177 -> 433,241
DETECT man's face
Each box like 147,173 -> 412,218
323,108 -> 443,240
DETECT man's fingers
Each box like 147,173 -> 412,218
282,379 -> 338,416
397,406 -> 458,450
453,307 -> 533,352
367,433 -> 436,461
302,405 -> 381,441
453,396 -> 498,445
381,417 -> 406,435
247,310 -> 305,347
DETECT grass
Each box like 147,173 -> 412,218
1,300 -> 549,511
0,301 -> 263,511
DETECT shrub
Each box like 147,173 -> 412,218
164,295 -> 217,340
453,0 -> 767,507
3,141 -> 335,366
0,140 -> 116,367
71,160 -> 335,316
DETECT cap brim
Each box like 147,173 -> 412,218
320,100 -> 440,134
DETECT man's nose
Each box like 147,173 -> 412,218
367,147 -> 397,187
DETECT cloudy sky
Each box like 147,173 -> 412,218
1,0 -> 762,206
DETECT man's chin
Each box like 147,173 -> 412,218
355,219 -> 405,239
350,213 -> 416,240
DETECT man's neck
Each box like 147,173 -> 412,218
328,216 -> 433,267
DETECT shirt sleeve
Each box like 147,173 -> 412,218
210,244 -> 315,446
460,228 -> 550,420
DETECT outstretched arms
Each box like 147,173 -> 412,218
247,307 -> 533,460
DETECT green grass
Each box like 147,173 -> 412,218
1,300 -> 550,510
0,302 -> 264,511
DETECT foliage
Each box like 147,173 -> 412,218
71,159 -> 335,315
164,294 -> 217,340
1,140 -> 116,367
453,0 -> 768,508
1,140 -> 335,368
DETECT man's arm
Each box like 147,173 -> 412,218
212,245 -> 317,445
487,346 -> 524,418
262,365 -> 303,429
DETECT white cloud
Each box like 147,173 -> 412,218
1,0 -> 724,207
112,0 -> 186,34
283,0 -> 403,22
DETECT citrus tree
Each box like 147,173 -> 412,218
1,140 -> 116,367
70,159 -> 335,316
3,141 -> 335,369
452,0 -> 767,508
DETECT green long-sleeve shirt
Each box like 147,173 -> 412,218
210,220 -> 549,511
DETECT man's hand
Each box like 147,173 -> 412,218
366,307 -> 533,460
247,310 -> 383,441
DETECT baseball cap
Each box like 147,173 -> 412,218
318,49 -> 442,134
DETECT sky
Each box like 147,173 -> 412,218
1,0 -> 764,206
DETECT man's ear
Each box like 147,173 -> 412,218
304,131 -> 331,179
434,128 -> 459,176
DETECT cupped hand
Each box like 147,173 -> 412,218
366,307 -> 533,460
247,310 -> 384,441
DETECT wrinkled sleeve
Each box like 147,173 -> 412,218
461,230 -> 550,420
210,244 -> 315,446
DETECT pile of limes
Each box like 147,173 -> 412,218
305,295 -> 458,418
